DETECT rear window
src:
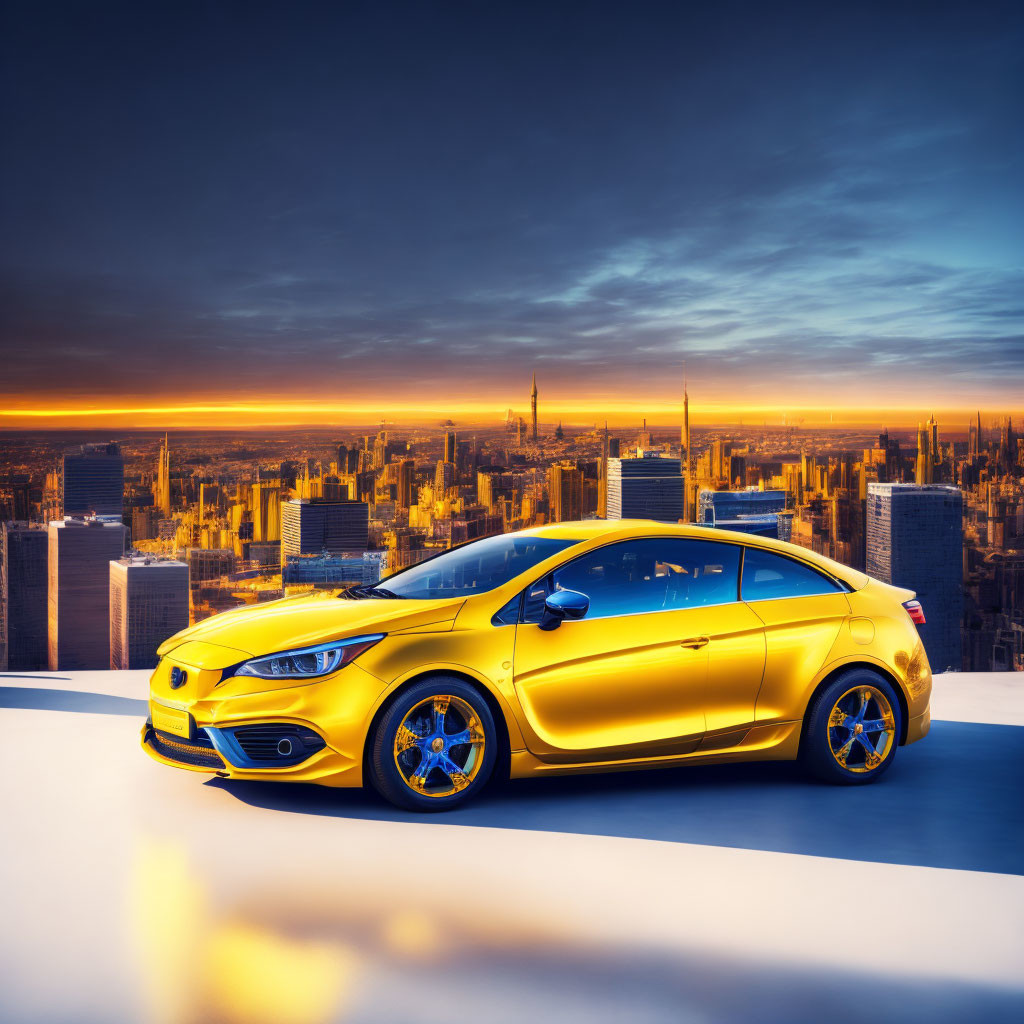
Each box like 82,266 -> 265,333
741,547 -> 843,602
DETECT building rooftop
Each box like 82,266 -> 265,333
867,482 -> 962,493
0,670 -> 1020,1021
49,515 -> 125,529
112,555 -> 187,569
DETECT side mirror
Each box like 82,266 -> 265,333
539,588 -> 590,631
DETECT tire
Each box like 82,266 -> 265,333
800,669 -> 902,785
369,676 -> 498,811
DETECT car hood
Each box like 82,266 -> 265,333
157,591 -> 465,661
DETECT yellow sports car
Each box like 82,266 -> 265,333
143,520 -> 932,810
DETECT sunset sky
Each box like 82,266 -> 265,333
1,2 -> 1022,428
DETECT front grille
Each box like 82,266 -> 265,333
150,729 -> 224,769
229,723 -> 326,766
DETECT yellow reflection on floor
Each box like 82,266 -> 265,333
132,839 -> 356,1024
204,924 -> 353,1024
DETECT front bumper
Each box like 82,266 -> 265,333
143,648 -> 388,787
141,717 -> 362,786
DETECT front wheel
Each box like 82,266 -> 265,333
369,676 -> 497,811
800,670 -> 902,785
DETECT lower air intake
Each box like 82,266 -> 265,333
228,723 -> 326,767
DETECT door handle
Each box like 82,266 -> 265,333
680,636 -> 710,649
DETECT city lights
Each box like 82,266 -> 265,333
1,375 -> 1021,673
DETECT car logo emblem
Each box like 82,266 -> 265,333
169,667 -> 187,690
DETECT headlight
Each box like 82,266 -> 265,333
233,634 -> 384,680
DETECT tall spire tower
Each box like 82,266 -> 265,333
530,372 -> 538,442
682,365 -> 691,522
157,433 -> 171,516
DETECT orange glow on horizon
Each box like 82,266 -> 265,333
1,397 -> 1017,430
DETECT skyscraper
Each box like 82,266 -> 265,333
336,443 -> 359,474
434,461 -> 456,497
598,422 -> 610,518
156,434 -> 171,516
681,369 -> 692,522
61,443 -> 124,517
877,429 -> 901,482
444,431 -> 457,464
697,489 -> 788,539
198,482 -> 224,524
395,459 -> 415,510
866,483 -> 963,671
1,522 -> 48,671
530,372 -> 538,442
280,498 -> 370,559
251,482 -> 281,543
548,463 -> 584,522
109,556 -> 189,669
709,440 -> 733,483
698,489 -> 787,523
48,516 -> 127,670
606,455 -> 683,523
915,417 -> 937,484
282,551 -> 385,588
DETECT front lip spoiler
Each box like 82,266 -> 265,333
141,722 -> 227,774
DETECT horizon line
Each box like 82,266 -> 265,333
1,399 -> 1020,427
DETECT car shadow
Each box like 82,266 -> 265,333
0,685 -> 148,717
209,719 -> 1024,876
0,673 -> 72,681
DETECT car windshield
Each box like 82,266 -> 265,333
354,534 -> 578,600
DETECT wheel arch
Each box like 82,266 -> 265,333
361,668 -> 514,785
798,659 -> 910,754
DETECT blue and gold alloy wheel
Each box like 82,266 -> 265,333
393,694 -> 486,798
827,685 -> 896,773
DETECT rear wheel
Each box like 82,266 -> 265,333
369,676 -> 497,811
800,670 -> 902,785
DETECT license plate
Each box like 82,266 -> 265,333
150,702 -> 192,739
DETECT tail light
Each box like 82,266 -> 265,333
903,600 -> 926,625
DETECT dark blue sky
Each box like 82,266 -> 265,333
1,1 -> 1022,423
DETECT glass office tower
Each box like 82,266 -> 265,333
1,521 -> 48,671
606,455 -> 683,523
697,489 -> 789,539
281,499 -> 370,558
866,483 -> 963,671
109,556 -> 189,669
48,516 -> 127,670
61,443 -> 124,517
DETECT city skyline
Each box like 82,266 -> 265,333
1,371 -> 1022,431
2,3 -> 1022,421
3,400 -> 1022,673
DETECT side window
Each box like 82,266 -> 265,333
523,538 -> 740,622
491,593 -> 522,626
741,547 -> 843,601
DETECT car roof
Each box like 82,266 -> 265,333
517,519 -> 869,590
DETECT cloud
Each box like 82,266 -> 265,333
1,1 -> 1022,410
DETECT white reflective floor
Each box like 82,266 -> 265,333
1,671 -> 1022,1023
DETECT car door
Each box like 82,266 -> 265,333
740,546 -> 852,724
512,537 -> 762,763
